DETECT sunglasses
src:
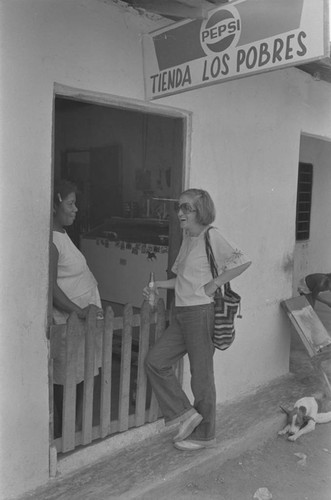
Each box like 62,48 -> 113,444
174,202 -> 196,214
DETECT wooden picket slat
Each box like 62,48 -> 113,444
135,301 -> 151,426
118,304 -> 133,432
48,356 -> 54,444
81,306 -> 97,445
100,305 -> 114,438
49,324 -> 66,358
62,312 -> 81,453
148,299 -> 165,423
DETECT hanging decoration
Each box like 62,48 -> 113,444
95,237 -> 168,259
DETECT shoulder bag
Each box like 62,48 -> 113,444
204,227 -> 242,351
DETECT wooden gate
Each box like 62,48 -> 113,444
49,299 -> 180,454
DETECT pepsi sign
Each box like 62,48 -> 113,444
143,0 -> 328,100
200,8 -> 241,55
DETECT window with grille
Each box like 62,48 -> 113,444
296,162 -> 313,241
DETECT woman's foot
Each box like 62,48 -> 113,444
174,439 -> 215,451
173,411 -> 203,442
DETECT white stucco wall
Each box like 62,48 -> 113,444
164,70 -> 331,401
0,1 -> 158,498
1,0 -> 331,498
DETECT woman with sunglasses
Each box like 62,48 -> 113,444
144,188 -> 251,451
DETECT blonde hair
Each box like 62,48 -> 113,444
181,188 -> 216,225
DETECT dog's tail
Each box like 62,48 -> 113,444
315,411 -> 331,424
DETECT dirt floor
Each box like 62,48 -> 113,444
141,418 -> 331,500
22,341 -> 331,500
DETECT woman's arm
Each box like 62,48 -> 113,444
142,277 -> 176,301
204,262 -> 251,296
51,243 -> 88,319
305,275 -> 330,306
315,295 -> 331,308
155,278 -> 176,289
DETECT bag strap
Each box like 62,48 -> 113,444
204,227 -> 232,294
205,227 -> 218,279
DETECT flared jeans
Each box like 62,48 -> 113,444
145,303 -> 216,443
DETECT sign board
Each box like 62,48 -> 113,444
281,296 -> 331,357
143,0 -> 329,100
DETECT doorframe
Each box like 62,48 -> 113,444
49,82 -> 192,450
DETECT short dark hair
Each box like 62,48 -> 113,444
53,179 -> 78,206
181,188 -> 216,225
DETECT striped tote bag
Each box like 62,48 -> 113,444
205,227 -> 241,351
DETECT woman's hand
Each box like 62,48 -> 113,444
142,285 -> 158,301
77,307 -> 89,319
80,305 -> 104,320
96,308 -> 104,320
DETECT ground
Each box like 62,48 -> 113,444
139,343 -> 331,500
21,343 -> 331,500
142,421 -> 331,500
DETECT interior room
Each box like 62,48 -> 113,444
54,96 -> 185,312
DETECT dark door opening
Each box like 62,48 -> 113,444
54,96 -> 184,295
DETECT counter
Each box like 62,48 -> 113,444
81,218 -> 169,308
82,217 -> 169,246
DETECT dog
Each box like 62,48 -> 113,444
278,396 -> 331,441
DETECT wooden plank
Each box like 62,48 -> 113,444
100,305 -> 114,438
81,306 -> 96,445
48,356 -> 54,444
49,324 -> 66,358
135,301 -> 150,426
174,358 -> 184,387
281,296 -> 331,357
62,313 -> 81,453
118,304 -> 133,432
148,298 -> 165,423
53,410 -> 153,452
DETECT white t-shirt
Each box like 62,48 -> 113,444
172,226 -> 250,307
53,230 -> 99,303
52,231 -> 102,384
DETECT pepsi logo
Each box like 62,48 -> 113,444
200,8 -> 241,55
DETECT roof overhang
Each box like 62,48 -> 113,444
298,49 -> 331,83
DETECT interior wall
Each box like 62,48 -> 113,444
293,136 -> 331,293
55,104 -> 177,219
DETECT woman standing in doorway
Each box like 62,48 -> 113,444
52,179 -> 102,326
144,188 -> 251,451
52,179 -> 103,435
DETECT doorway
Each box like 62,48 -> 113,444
51,88 -> 189,443
292,134 -> 331,353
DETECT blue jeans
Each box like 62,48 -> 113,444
145,303 -> 216,442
